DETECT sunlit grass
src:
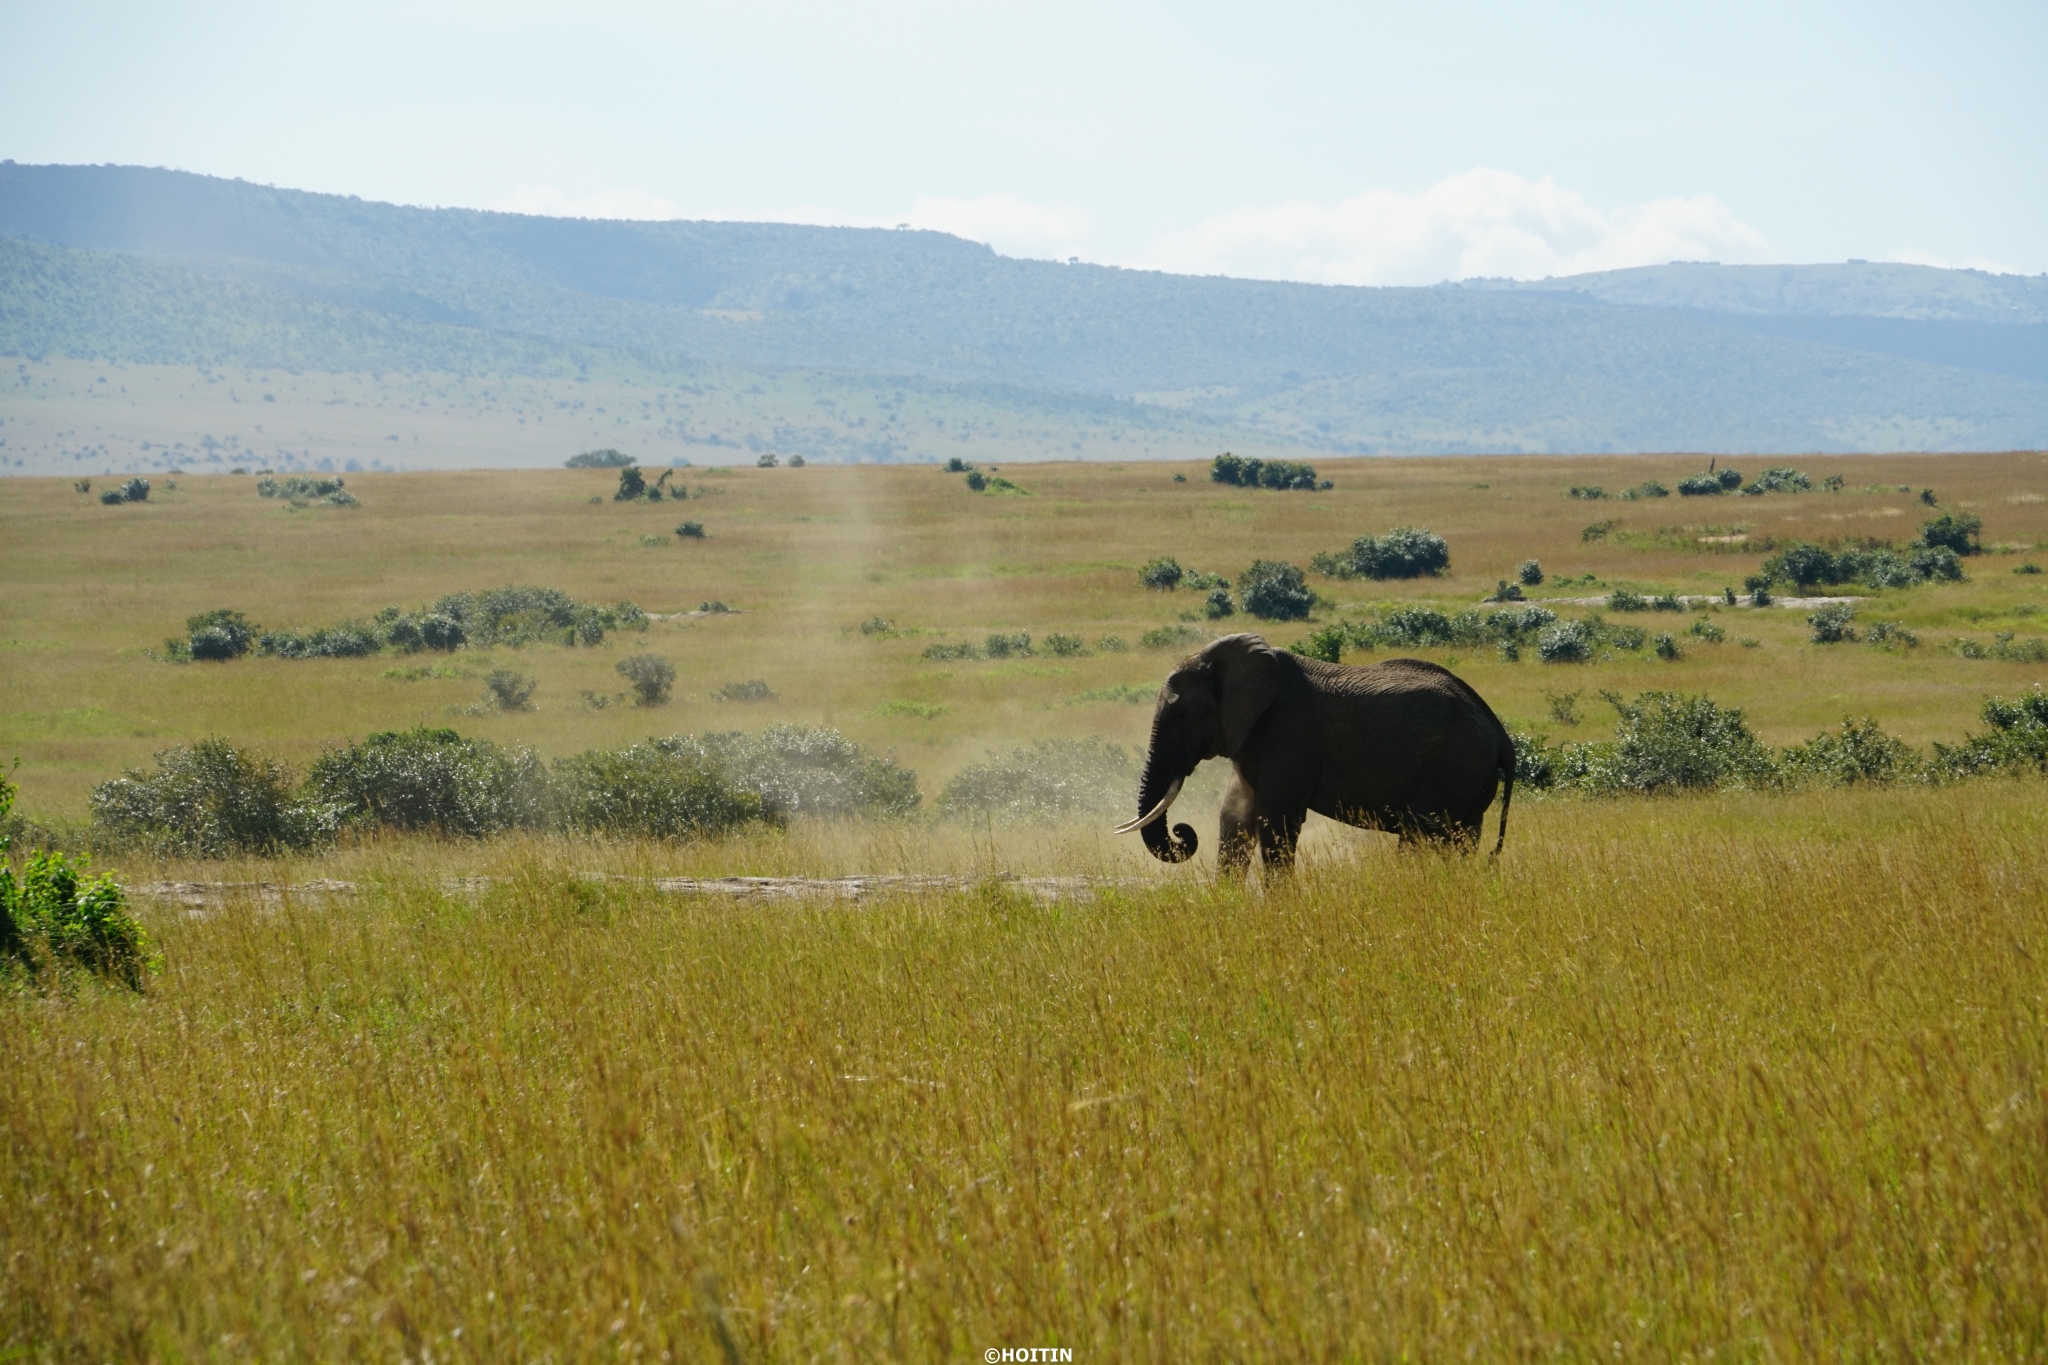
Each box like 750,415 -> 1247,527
6,783 -> 2046,1358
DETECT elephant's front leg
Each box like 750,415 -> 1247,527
1217,772 -> 1258,876
1256,802 -> 1308,872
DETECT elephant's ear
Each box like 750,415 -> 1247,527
1214,634 -> 1284,756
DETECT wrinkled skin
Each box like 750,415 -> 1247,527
1129,633 -> 1516,872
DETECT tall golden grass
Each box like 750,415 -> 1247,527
6,783 -> 2045,1358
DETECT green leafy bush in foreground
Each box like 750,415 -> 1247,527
1311,527 -> 1450,580
1237,561 -> 1313,621
2,773 -> 154,990
306,729 -> 548,838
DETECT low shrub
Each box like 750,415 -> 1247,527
259,623 -> 382,659
693,725 -> 920,818
1291,624 -> 1346,663
182,609 -> 257,661
485,669 -> 537,711
99,476 -> 152,505
984,633 -> 1033,658
1743,467 -> 1811,495
675,521 -> 706,538
1607,589 -> 1648,612
1761,541 -> 1963,590
1210,453 -> 1321,490
1933,687 -> 2048,777
1,846 -> 154,990
566,449 -> 634,468
1568,485 -> 1606,500
1538,619 -> 1592,663
1580,519 -> 1619,542
1678,467 -> 1744,496
306,728 -> 547,838
1921,510 -> 1983,555
1237,561 -> 1313,620
937,738 -> 1134,822
1141,624 -> 1208,651
1072,683 -> 1156,705
1651,593 -> 1683,612
921,641 -> 981,661
256,475 -> 343,500
552,744 -> 766,839
1865,620 -> 1919,649
1204,587 -> 1236,619
1311,527 -> 1449,580
616,654 -> 677,706
1139,557 -> 1184,591
1487,580 -> 1525,602
1688,618 -> 1726,643
1621,480 -> 1670,500
943,457 -> 973,473
965,470 -> 988,491
1781,718 -> 1920,786
1563,692 -> 1775,794
712,679 -> 778,702
1807,603 -> 1858,643
1517,559 -> 1544,586
1654,633 -> 1682,660
1097,635 -> 1128,652
614,466 -> 648,500
2016,562 -> 2043,575
860,616 -> 896,636
1948,633 -> 2048,663
90,739 -> 336,856
1044,633 -> 1088,657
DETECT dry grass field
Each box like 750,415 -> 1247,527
5,449 -> 2048,1358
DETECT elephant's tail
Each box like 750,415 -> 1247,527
1491,734 -> 1516,858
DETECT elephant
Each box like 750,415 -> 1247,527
1115,633 -> 1515,870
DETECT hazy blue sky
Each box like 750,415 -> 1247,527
4,0 -> 2043,283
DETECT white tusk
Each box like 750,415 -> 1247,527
1112,777 -> 1184,834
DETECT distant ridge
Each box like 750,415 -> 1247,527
4,162 -> 2046,457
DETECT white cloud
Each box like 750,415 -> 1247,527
489,184 -> 688,220
1131,168 -> 1773,286
900,193 -> 1094,260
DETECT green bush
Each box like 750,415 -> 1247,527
1654,633 -> 1682,661
937,738 -> 1134,822
1311,527 -> 1449,579
1487,580 -> 1525,603
1933,688 -> 2048,777
1568,485 -> 1606,500
1210,453 -> 1320,490
1238,561 -> 1312,620
1607,589 -> 1648,612
566,448 -> 635,468
1517,559 -> 1544,586
984,632 -> 1033,659
860,616 -> 896,636
692,725 -> 921,818
965,470 -> 988,491
943,457 -> 973,473
1292,624 -> 1347,663
1044,633 -> 1088,657
256,475 -> 343,500
1621,480 -> 1669,500
921,641 -> 982,661
617,654 -> 677,706
675,521 -> 706,538
712,679 -> 778,702
1096,634 -> 1129,652
1689,618 -> 1726,643
1864,620 -> 1918,649
1781,718 -> 1920,786
614,466 -> 648,500
1565,692 -> 1774,794
258,623 -> 382,659
1141,624 -> 1207,651
305,728 -> 546,838
1538,619 -> 1592,663
90,739 -> 336,856
1808,603 -> 1858,643
2016,563 -> 2043,575
1678,468 -> 1743,496
485,669 -> 537,711
183,609 -> 256,661
552,744 -> 766,839
1139,557 -> 1184,590
1,846 -> 155,990
1204,586 -> 1236,619
1921,510 -> 1983,555
1743,468 -> 1811,495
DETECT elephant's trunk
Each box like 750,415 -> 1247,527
1133,711 -> 1199,863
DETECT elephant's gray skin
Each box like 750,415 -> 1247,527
1123,633 -> 1515,871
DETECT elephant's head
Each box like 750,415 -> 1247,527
1116,633 -> 1285,862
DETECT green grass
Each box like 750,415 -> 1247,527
4,786 -> 2046,1357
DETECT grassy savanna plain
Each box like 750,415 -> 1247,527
4,451 -> 2048,1358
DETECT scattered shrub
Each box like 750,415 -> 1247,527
937,738 -> 1134,822
943,458 -> 972,473
1538,619 -> 1592,663
259,623 -> 382,659
1204,587 -> 1236,619
1654,633 -> 1682,660
2015,562 -> 2043,575
1948,633 -> 2048,662
1781,718 -> 1920,786
1044,633 -> 1088,657
73,479 -> 90,494
1139,557 -> 1185,591
699,601 -> 731,614
1096,634 -> 1129,653
617,654 -> 677,706
860,616 -> 896,636
788,455 -> 805,468
306,728 -> 546,837
1607,589 -> 1648,612
1487,580 -> 1525,602
90,739 -> 335,856
1807,603 -> 1858,643
712,679 -> 778,702
1678,467 -> 1744,496
1209,453 -> 1320,490
965,470 -> 988,491
1568,486 -> 1606,500
1291,624 -> 1346,663
1921,510 -> 1983,555
256,475 -> 343,500
1,844 -> 154,990
183,609 -> 256,661
1621,480 -> 1670,500
1743,468 -> 1811,495
1517,559 -> 1544,586
1865,620 -> 1919,649
567,449 -> 635,468
1544,689 -> 1582,725
1141,624 -> 1208,651
552,744 -> 766,839
1565,692 -> 1774,794
614,466 -> 648,500
1580,519 -> 1619,542
485,669 -> 537,711
1311,527 -> 1449,580
1688,618 -> 1726,643
1237,561 -> 1313,620
984,633 -> 1033,659
1072,683 -> 1155,705
921,641 -> 981,661
1933,688 -> 2048,777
